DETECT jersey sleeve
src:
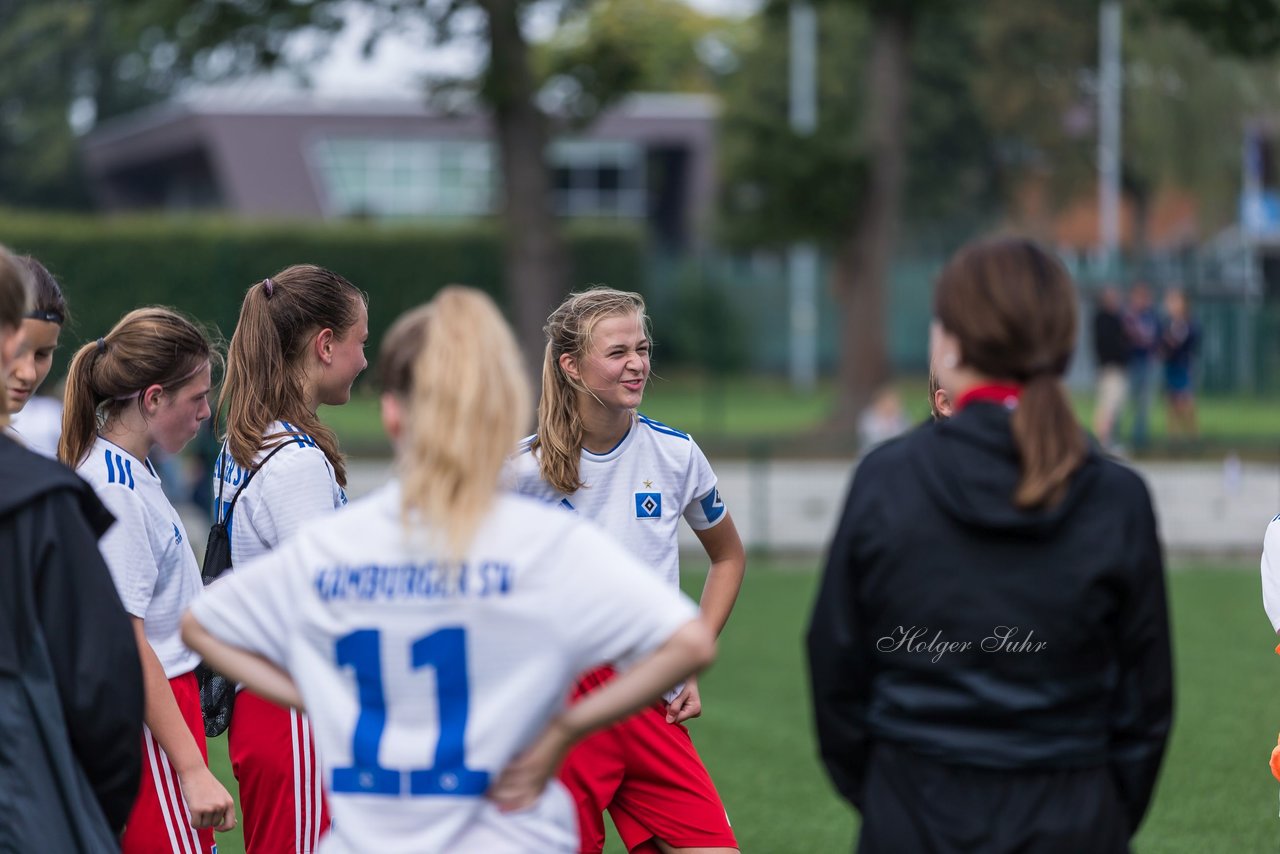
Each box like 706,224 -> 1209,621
1262,516 -> 1280,633
681,439 -> 726,531
93,485 -> 160,618
189,536 -> 306,668
554,522 -> 699,675
255,449 -> 344,547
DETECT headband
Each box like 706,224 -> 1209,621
26,309 -> 64,325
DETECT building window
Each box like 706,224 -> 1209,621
311,138 -> 496,218
550,140 -> 646,218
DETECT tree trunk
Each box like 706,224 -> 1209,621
479,0 -> 568,375
831,9 -> 912,428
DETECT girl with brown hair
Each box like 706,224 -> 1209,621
0,248 -> 142,852
181,287 -> 715,853
213,264 -> 367,853
509,286 -> 745,854
807,236 -> 1173,853
60,306 -> 235,853
5,254 -> 68,456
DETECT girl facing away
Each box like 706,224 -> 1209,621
182,286 -> 716,854
59,307 -> 236,853
508,287 -> 746,854
214,265 -> 368,853
5,255 -> 68,456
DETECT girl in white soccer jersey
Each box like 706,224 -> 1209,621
59,307 -> 235,853
214,264 -> 367,853
182,287 -> 716,854
5,255 -> 67,456
510,287 -> 746,854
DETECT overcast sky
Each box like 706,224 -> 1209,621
286,0 -> 761,98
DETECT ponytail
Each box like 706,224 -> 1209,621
534,340 -> 588,494
58,339 -> 107,467
219,266 -> 365,486
934,237 -> 1085,509
380,286 -> 530,558
58,307 -> 216,468
1010,373 -> 1088,508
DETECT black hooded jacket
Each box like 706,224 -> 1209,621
0,435 -> 144,849
807,402 -> 1173,835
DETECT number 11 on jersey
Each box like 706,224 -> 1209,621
331,627 -> 490,797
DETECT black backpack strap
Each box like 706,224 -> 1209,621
217,442 -> 291,524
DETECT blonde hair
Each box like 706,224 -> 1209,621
59,307 -> 218,468
378,286 -> 530,558
533,287 -> 649,494
220,265 -> 365,487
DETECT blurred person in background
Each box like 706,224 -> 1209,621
1158,288 -> 1199,442
1122,282 -> 1160,451
807,236 -> 1173,853
858,385 -> 909,451
1091,285 -> 1129,452
0,245 -> 144,850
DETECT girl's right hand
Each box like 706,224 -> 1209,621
178,766 -> 237,832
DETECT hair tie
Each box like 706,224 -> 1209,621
263,278 -> 275,298
96,337 -> 106,354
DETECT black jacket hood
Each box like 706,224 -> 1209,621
0,436 -> 114,536
907,402 -> 1102,536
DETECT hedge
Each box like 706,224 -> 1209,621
0,212 -> 646,380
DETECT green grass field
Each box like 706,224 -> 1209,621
204,561 -> 1280,853
322,373 -> 1280,456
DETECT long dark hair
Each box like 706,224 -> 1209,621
219,265 -> 365,486
934,237 -> 1086,508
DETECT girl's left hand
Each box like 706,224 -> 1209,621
665,676 -> 702,724
489,718 -> 573,812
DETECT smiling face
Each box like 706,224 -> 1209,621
563,311 -> 651,414
146,361 -> 213,455
6,318 -> 60,413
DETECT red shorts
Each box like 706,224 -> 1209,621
559,667 -> 737,854
228,689 -> 330,853
121,671 -> 216,854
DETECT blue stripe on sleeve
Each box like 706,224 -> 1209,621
105,449 -> 115,484
124,459 -> 135,490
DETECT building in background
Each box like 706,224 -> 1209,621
81,92 -> 718,251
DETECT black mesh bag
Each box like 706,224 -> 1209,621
196,443 -> 286,737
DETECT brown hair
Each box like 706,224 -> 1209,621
18,255 -> 68,325
378,287 -> 531,557
0,246 -> 32,332
933,236 -> 1086,508
219,265 -> 366,487
58,307 -> 218,468
532,287 -> 649,494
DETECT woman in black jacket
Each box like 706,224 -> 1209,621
0,245 -> 144,850
807,237 -> 1173,853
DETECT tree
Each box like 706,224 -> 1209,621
719,1 -> 988,425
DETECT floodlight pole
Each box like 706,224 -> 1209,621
1098,0 -> 1123,277
788,0 -> 819,393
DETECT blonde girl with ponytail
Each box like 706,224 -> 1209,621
509,286 -> 745,854
182,287 -> 715,853
60,306 -> 236,853
213,264 -> 367,853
